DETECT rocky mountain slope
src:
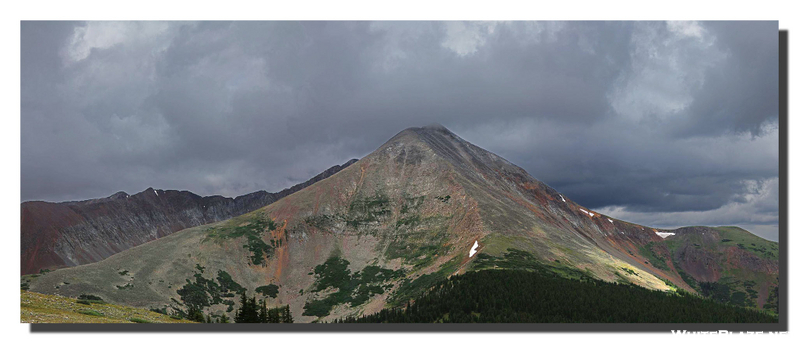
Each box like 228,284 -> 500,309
21,159 -> 357,275
24,125 -> 778,322
647,226 -> 779,311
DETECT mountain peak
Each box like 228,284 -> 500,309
387,124 -> 457,144
399,123 -> 454,136
108,191 -> 129,200
368,124 -> 532,196
375,124 -> 460,158
418,123 -> 450,131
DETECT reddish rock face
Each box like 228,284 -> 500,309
20,159 -> 357,275
655,226 -> 780,309
727,246 -> 779,274
675,245 -> 722,283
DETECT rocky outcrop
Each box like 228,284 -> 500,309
20,159 -> 357,275
674,244 -> 722,283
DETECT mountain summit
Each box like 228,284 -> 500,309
24,125 -> 778,322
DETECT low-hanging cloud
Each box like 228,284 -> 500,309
21,21 -> 779,240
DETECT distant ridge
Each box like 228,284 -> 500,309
20,158 -> 357,275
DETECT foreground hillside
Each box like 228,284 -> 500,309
23,125 -> 779,323
21,290 -> 193,323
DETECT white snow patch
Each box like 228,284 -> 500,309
469,241 -> 479,257
560,194 -> 566,202
154,189 -> 158,196
608,219 -> 613,223
579,209 -> 595,217
655,232 -> 676,238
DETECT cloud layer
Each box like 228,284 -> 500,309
21,21 -> 779,240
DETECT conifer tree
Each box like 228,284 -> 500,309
270,306 -> 280,323
283,305 -> 294,323
187,305 -> 205,323
247,296 -> 260,323
259,299 -> 268,323
234,292 -> 247,323
234,292 -> 261,323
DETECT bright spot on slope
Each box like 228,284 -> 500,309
655,232 -> 676,238
469,241 -> 479,257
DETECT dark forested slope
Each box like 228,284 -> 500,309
337,269 -> 777,323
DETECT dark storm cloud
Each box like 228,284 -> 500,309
672,21 -> 779,137
21,21 -> 779,240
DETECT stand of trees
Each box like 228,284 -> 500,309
334,269 -> 777,323
179,291 -> 292,323
234,291 -> 294,323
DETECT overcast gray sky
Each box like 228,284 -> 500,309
21,21 -> 779,240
